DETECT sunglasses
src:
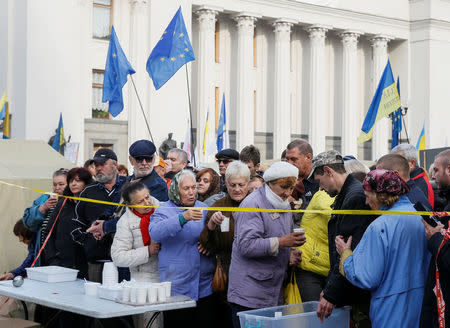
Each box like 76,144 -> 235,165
134,156 -> 153,163
217,159 -> 232,164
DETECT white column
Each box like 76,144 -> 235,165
195,7 -> 220,161
235,13 -> 259,151
306,25 -> 328,153
340,31 -> 361,156
370,35 -> 391,160
128,0 -> 150,145
273,19 -> 294,156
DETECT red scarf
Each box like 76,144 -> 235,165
132,208 -> 155,246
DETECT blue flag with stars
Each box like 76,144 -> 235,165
102,26 -> 136,117
391,76 -> 403,149
217,93 -> 226,152
146,7 -> 195,90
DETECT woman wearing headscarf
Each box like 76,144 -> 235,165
199,161 -> 251,328
149,170 -> 215,328
227,161 -> 304,328
196,168 -> 221,203
335,169 -> 431,328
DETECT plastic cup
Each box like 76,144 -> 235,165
84,282 -> 100,296
293,228 -> 305,234
137,286 -> 147,304
220,217 -> 230,232
122,285 -> 131,302
147,285 -> 158,303
161,281 -> 171,298
157,284 -> 167,302
130,286 -> 139,303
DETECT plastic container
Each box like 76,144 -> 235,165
85,281 -> 101,296
98,284 -> 123,301
26,266 -> 79,283
238,302 -> 350,328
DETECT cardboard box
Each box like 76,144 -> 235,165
0,317 -> 40,328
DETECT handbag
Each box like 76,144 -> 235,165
212,255 -> 228,292
284,269 -> 302,305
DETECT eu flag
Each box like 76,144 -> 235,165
102,26 -> 135,117
358,60 -> 401,144
146,7 -> 195,90
217,94 -> 226,152
391,76 -> 402,149
52,113 -> 65,152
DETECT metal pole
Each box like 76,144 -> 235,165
401,107 -> 410,144
185,64 -> 196,166
130,75 -> 155,144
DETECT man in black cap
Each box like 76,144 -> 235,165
128,140 -> 168,201
71,148 -> 127,282
215,148 -> 240,192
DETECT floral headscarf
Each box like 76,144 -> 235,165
363,169 -> 410,195
168,170 -> 197,206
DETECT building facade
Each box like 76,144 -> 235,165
1,0 -> 449,165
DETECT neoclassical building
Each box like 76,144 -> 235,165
1,0 -> 449,165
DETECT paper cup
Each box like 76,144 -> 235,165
122,285 -> 131,302
84,282 -> 100,296
157,284 -> 167,302
293,228 -> 305,234
137,286 -> 147,304
147,285 -> 158,303
220,217 -> 230,232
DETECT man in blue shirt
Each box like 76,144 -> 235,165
127,140 -> 168,202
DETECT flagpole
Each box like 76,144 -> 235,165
185,64 -> 196,166
401,107 -> 410,144
130,76 -> 155,144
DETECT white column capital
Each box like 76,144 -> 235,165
195,8 -> 219,30
234,13 -> 260,30
339,30 -> 362,47
306,25 -> 329,41
273,20 -> 294,34
129,0 -> 147,7
370,35 -> 392,49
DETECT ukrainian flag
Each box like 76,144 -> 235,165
52,113 -> 65,152
358,60 -> 401,144
202,111 -> 209,155
416,124 -> 425,151
0,93 -> 10,139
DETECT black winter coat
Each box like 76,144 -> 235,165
323,174 -> 376,306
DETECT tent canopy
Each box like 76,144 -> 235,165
0,140 -> 75,179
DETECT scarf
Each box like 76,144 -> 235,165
168,171 -> 197,206
265,184 -> 291,210
132,208 -> 155,246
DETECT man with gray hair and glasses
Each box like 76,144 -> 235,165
391,143 -> 435,208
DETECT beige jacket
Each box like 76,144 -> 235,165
111,201 -> 160,283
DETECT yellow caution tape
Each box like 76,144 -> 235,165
0,180 -> 448,217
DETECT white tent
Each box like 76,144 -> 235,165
0,140 -> 75,273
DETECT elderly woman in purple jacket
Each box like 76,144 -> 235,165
227,162 -> 305,327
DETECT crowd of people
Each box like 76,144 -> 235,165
0,137 -> 449,328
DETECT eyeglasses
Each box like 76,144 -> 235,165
217,159 -> 232,164
134,156 -> 153,163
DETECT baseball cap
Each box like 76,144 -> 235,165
93,148 -> 117,163
308,150 -> 344,179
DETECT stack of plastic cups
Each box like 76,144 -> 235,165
102,262 -> 118,286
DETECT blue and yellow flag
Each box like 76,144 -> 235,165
358,60 -> 401,144
416,124 -> 425,151
146,7 -> 195,90
102,26 -> 136,117
202,111 -> 209,155
52,113 -> 65,151
217,93 -> 226,152
0,93 -> 10,139
391,76 -> 402,149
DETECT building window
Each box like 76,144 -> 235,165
93,0 -> 112,40
215,21 -> 220,63
253,27 -> 257,67
92,69 -> 110,119
215,87 -> 220,130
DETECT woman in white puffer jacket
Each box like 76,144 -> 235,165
111,182 -> 161,327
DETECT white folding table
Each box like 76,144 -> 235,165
0,279 -> 195,319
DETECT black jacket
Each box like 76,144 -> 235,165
44,198 -> 88,278
420,190 -> 450,327
323,174 -> 375,306
71,175 -> 126,263
407,179 -> 433,211
411,166 -> 435,208
127,170 -> 168,202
